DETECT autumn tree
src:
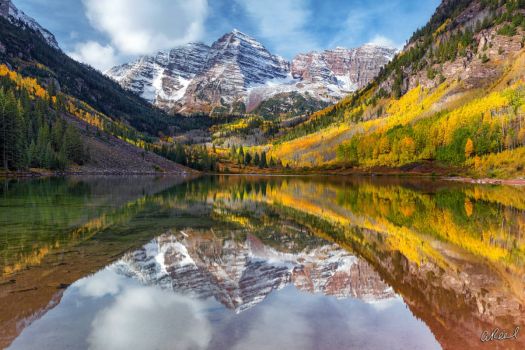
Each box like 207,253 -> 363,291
465,138 -> 474,158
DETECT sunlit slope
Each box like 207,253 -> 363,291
268,1 -> 525,178
270,51 -> 525,177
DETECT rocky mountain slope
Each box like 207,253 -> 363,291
0,1 -> 198,174
0,1 -> 189,137
0,0 -> 59,49
114,231 -> 394,312
267,0 -> 525,179
106,30 -> 396,116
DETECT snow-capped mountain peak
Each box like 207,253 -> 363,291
106,29 -> 396,115
0,0 -> 60,49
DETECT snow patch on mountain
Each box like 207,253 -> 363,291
106,30 -> 397,114
0,0 -> 60,49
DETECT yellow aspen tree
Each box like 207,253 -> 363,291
465,138 -> 474,158
518,127 -> 525,146
464,199 -> 473,218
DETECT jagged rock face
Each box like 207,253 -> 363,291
205,30 -> 289,87
113,232 -> 394,312
106,30 -> 396,115
0,0 -> 59,49
180,30 -> 290,113
292,45 -> 397,89
331,45 -> 398,88
106,43 -> 211,106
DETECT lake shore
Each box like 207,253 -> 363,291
446,177 -> 525,186
3,167 -> 524,186
0,169 -> 195,179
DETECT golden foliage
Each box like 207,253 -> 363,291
0,64 -> 50,101
465,138 -> 474,158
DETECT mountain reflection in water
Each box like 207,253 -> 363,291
8,232 -> 438,350
1,175 -> 524,350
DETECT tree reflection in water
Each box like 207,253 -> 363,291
1,175 -> 524,349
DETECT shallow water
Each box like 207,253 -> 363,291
1,176 -> 524,349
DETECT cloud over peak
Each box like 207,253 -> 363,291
69,0 -> 209,70
68,41 -> 118,71
82,0 -> 208,55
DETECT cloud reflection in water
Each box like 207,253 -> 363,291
88,285 -> 211,350
8,237 -> 440,350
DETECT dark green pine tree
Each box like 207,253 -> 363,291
174,143 -> 186,165
260,151 -> 267,168
35,123 -> 51,168
63,124 -> 86,165
244,152 -> 252,166
0,89 -> 26,170
254,152 -> 260,167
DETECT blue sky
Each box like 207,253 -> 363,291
15,0 -> 440,71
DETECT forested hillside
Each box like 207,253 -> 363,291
264,0 -> 525,179
0,65 -> 87,170
0,16 -> 178,136
0,64 -> 200,174
0,14 -> 219,174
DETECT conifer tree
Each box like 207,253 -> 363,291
0,89 -> 25,170
244,152 -> 252,165
230,144 -> 237,158
260,151 -> 267,168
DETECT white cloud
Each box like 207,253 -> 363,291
68,41 -> 119,71
235,0 -> 318,57
367,35 -> 400,49
82,0 -> 208,55
88,286 -> 211,350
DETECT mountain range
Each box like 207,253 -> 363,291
1,0 -> 524,179
106,30 -> 396,116
114,231 -> 394,313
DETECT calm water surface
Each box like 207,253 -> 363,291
1,176 -> 524,350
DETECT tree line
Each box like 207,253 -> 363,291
229,145 -> 283,168
153,143 -> 218,172
0,79 -> 87,171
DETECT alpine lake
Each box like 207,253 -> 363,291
1,175 -> 524,350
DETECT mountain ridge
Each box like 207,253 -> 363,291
0,0 -> 59,49
106,30 -> 396,116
